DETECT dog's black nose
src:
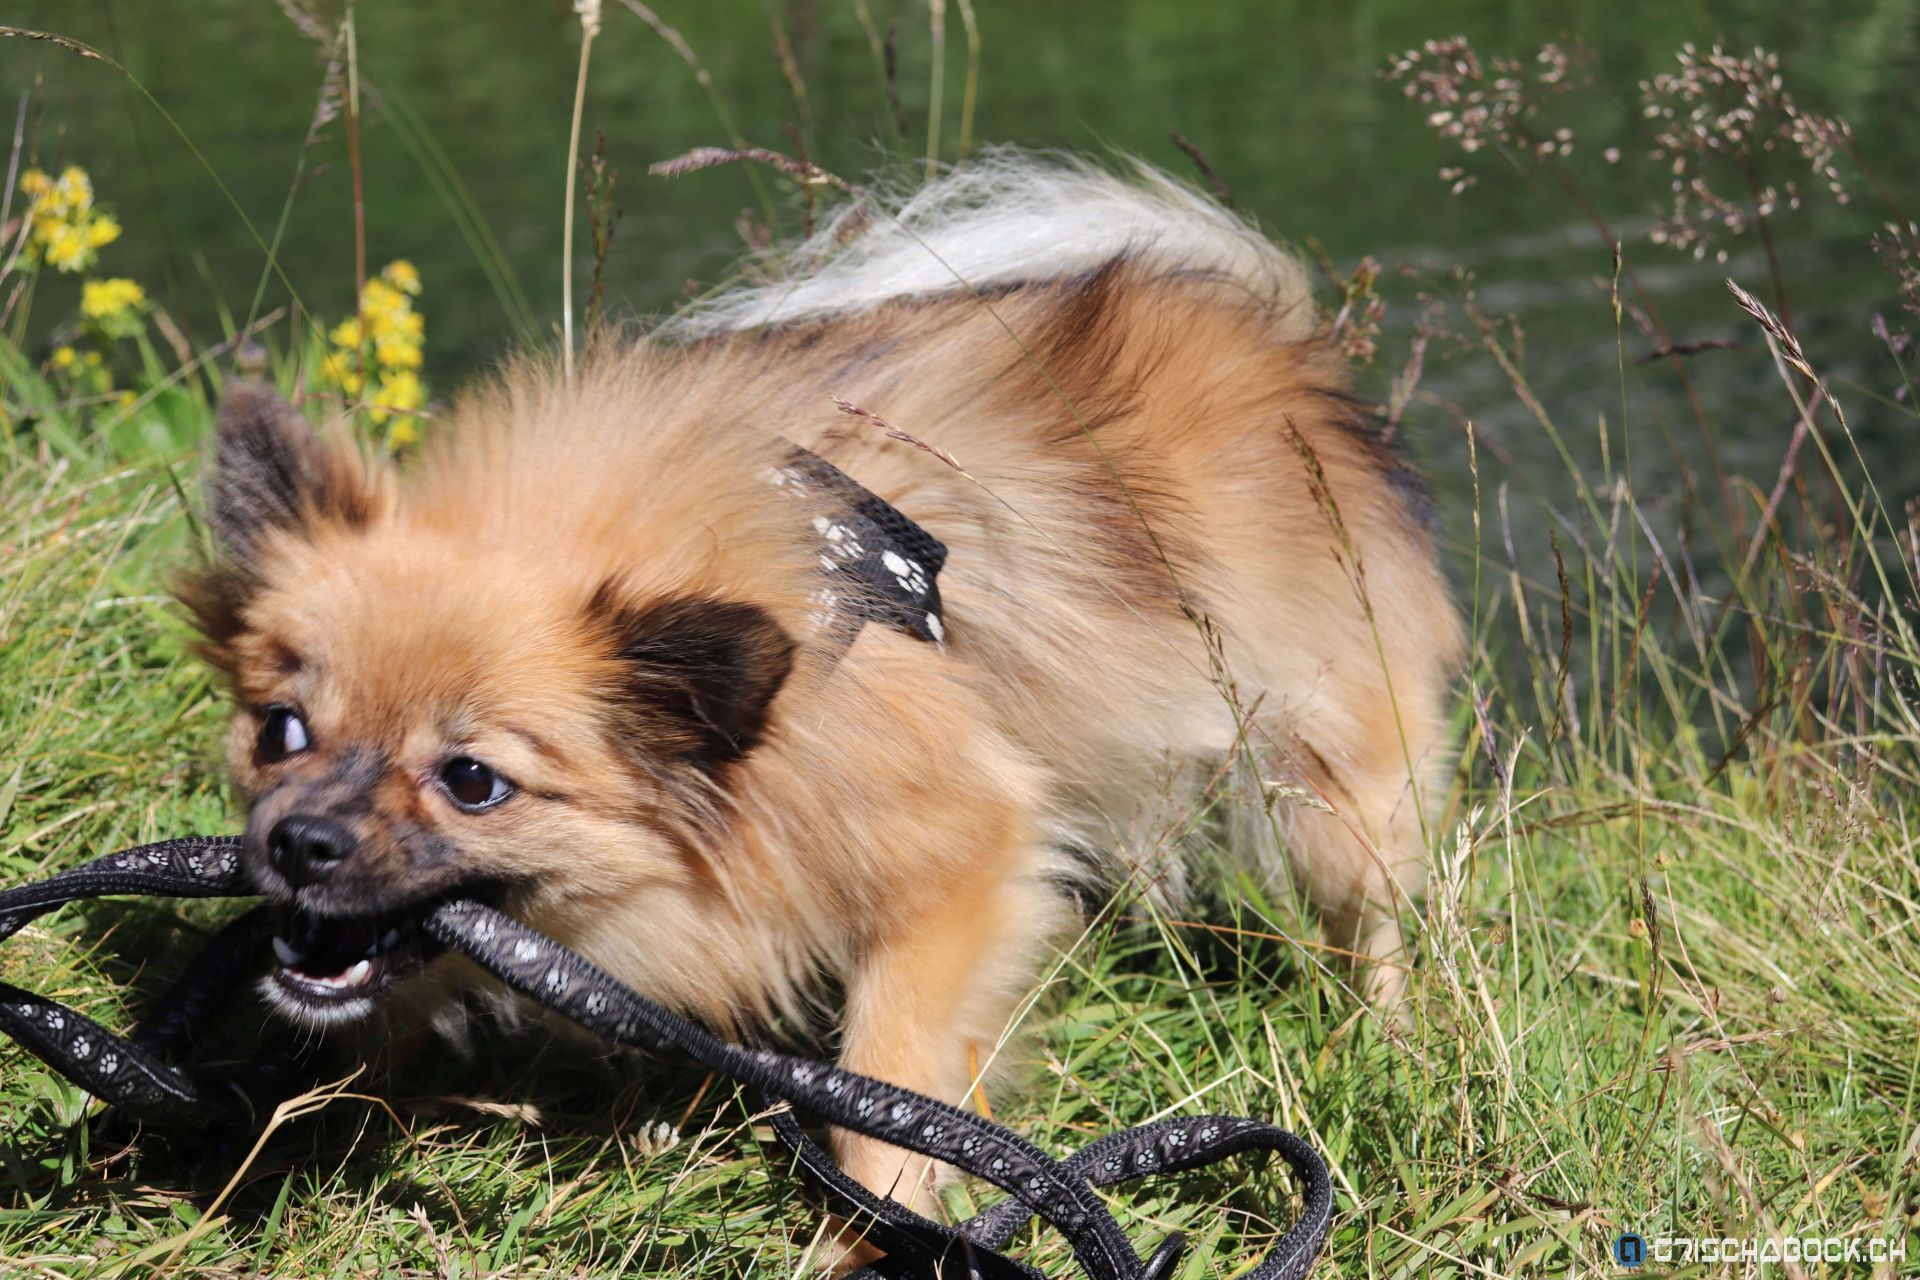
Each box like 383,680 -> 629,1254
267,814 -> 356,882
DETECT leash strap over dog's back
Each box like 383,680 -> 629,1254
0,838 -> 1332,1280
779,446 -> 950,649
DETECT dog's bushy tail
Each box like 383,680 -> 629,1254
659,149 -> 1319,342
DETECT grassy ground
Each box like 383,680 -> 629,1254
2,287 -> 1916,1280
4,17 -> 1920,1280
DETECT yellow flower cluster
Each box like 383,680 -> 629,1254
322,260 -> 427,442
49,344 -> 133,408
81,277 -> 145,321
22,162 -> 149,406
51,345 -> 100,373
19,167 -> 121,273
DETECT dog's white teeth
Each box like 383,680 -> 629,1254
272,936 -> 304,967
342,959 -> 374,987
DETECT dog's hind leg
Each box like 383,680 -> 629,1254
1243,680 -> 1451,1011
1270,751 -> 1429,1008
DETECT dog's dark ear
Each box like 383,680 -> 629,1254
590,590 -> 796,775
204,381 -> 365,571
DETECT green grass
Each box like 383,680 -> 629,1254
4,12 -> 1920,1279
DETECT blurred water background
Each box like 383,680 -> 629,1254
6,0 -> 1918,585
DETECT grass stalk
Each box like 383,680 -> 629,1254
560,6 -> 598,382
925,0 -> 946,177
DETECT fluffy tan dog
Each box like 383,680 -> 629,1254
180,156 -> 1460,1214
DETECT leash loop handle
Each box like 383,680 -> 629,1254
0,837 -> 251,1122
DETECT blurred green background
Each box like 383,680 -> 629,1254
5,0 -> 1919,541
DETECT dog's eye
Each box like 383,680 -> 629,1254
441,757 -> 513,810
257,706 -> 310,763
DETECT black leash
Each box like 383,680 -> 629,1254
777,444 -> 951,649
0,835 -> 1333,1279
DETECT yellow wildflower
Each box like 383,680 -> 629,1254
19,165 -> 121,273
381,259 -> 422,295
58,166 -> 93,211
320,352 -> 364,397
361,278 -> 405,318
81,277 -> 146,320
27,187 -> 67,224
374,337 -> 422,370
84,351 -> 102,368
51,346 -> 77,370
116,390 -> 136,409
369,310 -> 423,345
45,224 -> 89,272
321,261 -> 426,425
389,417 -> 421,447
369,369 -> 424,420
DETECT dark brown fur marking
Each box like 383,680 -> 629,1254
1314,388 -> 1436,531
183,383 -> 375,673
587,585 -> 797,778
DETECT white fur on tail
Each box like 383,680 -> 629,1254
661,151 -> 1318,342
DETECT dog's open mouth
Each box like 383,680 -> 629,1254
266,903 -> 440,1022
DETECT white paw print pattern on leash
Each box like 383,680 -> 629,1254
880,549 -> 929,597
812,515 -> 868,561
